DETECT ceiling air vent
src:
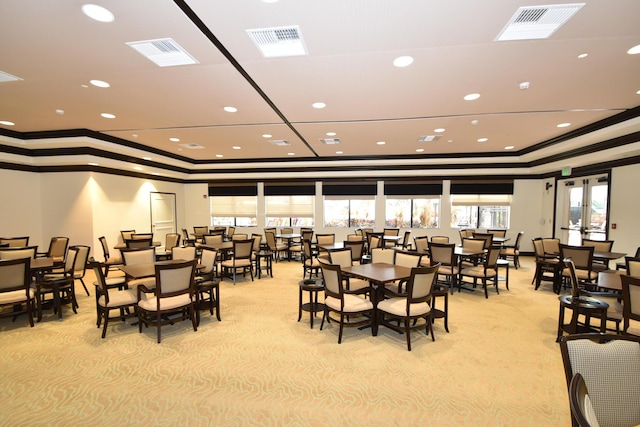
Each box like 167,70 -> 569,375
320,138 -> 341,145
495,3 -> 585,41
180,143 -> 205,150
269,139 -> 291,146
246,26 -> 308,58
126,38 -> 199,67
418,135 -> 441,142
0,70 -> 23,83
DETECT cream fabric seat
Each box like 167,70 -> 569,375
328,248 -> 368,292
0,257 -> 35,327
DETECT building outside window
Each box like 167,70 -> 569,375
384,182 -> 442,228
322,182 -> 376,228
449,182 -> 513,229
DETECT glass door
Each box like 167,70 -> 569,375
557,174 -> 609,245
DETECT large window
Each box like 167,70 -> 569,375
384,182 -> 441,228
322,182 -> 376,228
450,182 -> 513,229
209,185 -> 257,227
265,195 -> 314,227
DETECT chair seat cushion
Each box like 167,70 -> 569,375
98,289 -> 137,308
461,266 -> 497,278
138,294 -> 192,311
438,265 -> 459,276
562,268 -> 598,281
325,294 -> 373,313
346,278 -> 369,291
378,298 -> 431,317
0,288 -> 34,304
221,259 -> 251,268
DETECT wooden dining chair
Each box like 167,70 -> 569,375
0,257 -> 35,327
622,274 -> 640,336
90,260 -> 137,338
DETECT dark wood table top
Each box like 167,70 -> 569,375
593,251 -> 627,261
200,242 -> 233,250
114,241 -> 162,250
342,262 -> 411,284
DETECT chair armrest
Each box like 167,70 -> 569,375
136,284 -> 155,300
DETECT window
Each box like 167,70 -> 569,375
209,184 -> 257,227
450,182 -> 513,229
324,197 -> 375,227
265,195 -> 314,227
322,182 -> 376,228
386,197 -> 440,228
384,181 -> 441,228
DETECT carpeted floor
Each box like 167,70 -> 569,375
0,256 -> 571,426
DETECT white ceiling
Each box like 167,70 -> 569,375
0,0 -> 639,178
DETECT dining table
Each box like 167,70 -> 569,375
275,233 -> 302,261
341,262 -> 412,335
114,240 -> 162,250
119,259 -> 204,281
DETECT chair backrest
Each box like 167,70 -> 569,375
265,231 -> 277,251
400,231 -> 411,246
462,238 -> 485,253
428,242 -> 455,267
569,373 -> 600,427
280,227 -> 293,235
346,234 -> 363,242
560,244 -> 594,271
329,248 -> 353,268
172,246 -> 196,261
622,274 -> 640,330
89,259 -> 108,294
199,248 -> 218,275
511,231 -> 524,249
193,226 -> 208,237
121,247 -> 155,265
367,232 -> 384,253
0,236 -> 29,247
383,228 -> 399,237
155,259 -> 196,299
559,334 -> 640,427
99,236 -> 111,259
232,233 -> 248,241
233,239 -> 253,259
484,247 -> 500,269
320,262 -> 344,300
125,238 -> 153,249
0,257 -> 31,294
406,265 -> 439,303
0,246 -> 38,260
132,233 -> 153,240
204,234 -> 224,245
394,251 -> 422,268
301,229 -> 314,242
472,232 -> 494,250
459,229 -> 475,240
182,228 -> 190,241
62,246 -> 79,275
316,234 -> 335,245
532,237 -> 545,259
46,237 -> 69,260
251,234 -> 262,253
71,245 -> 90,279
120,230 -> 136,240
582,239 -> 614,253
226,226 -> 235,238
542,238 -> 560,255
563,258 -> 583,299
302,239 -> 314,259
431,236 -> 449,244
343,240 -> 364,262
487,229 -> 507,238
625,257 -> 640,277
413,236 -> 429,254
371,248 -> 394,264
164,233 -> 180,251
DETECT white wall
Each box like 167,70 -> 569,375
609,164 -> 640,256
0,169 -> 43,245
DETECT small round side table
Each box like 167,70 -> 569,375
298,279 -> 325,329
556,295 -> 608,342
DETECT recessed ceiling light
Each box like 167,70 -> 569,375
416,148 -> 425,153
464,93 -> 480,101
326,132 -> 336,136
477,138 -> 488,142
434,128 -> 445,133
90,79 -> 110,88
81,4 -> 115,22
335,151 -> 343,154
519,81 -> 530,90
627,44 -> 640,55
262,134 -> 272,138
376,141 -> 386,145
636,89 -> 640,95
88,162 -> 99,166
393,56 -> 414,67
55,109 -> 64,115
224,106 -> 237,113
132,134 -> 138,138
101,113 -> 115,119
142,157 -> 152,161
471,120 -> 479,126
216,154 -> 223,158
312,102 -> 326,109
133,166 -> 143,171
557,122 -> 571,128
169,137 -> 180,142
232,146 -> 241,150
152,173 -> 161,176
578,53 -> 588,59
287,152 -> 295,156
505,145 -> 514,150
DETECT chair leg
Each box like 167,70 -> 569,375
80,278 -> 90,296
405,319 -> 412,351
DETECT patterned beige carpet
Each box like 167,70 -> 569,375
0,256 -> 570,426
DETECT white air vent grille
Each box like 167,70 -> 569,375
0,71 -> 23,83
418,135 -> 441,142
126,38 -> 199,67
269,140 -> 291,146
496,3 -> 585,41
180,143 -> 205,149
320,138 -> 341,145
246,26 -> 308,58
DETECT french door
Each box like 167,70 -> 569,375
557,174 -> 609,245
